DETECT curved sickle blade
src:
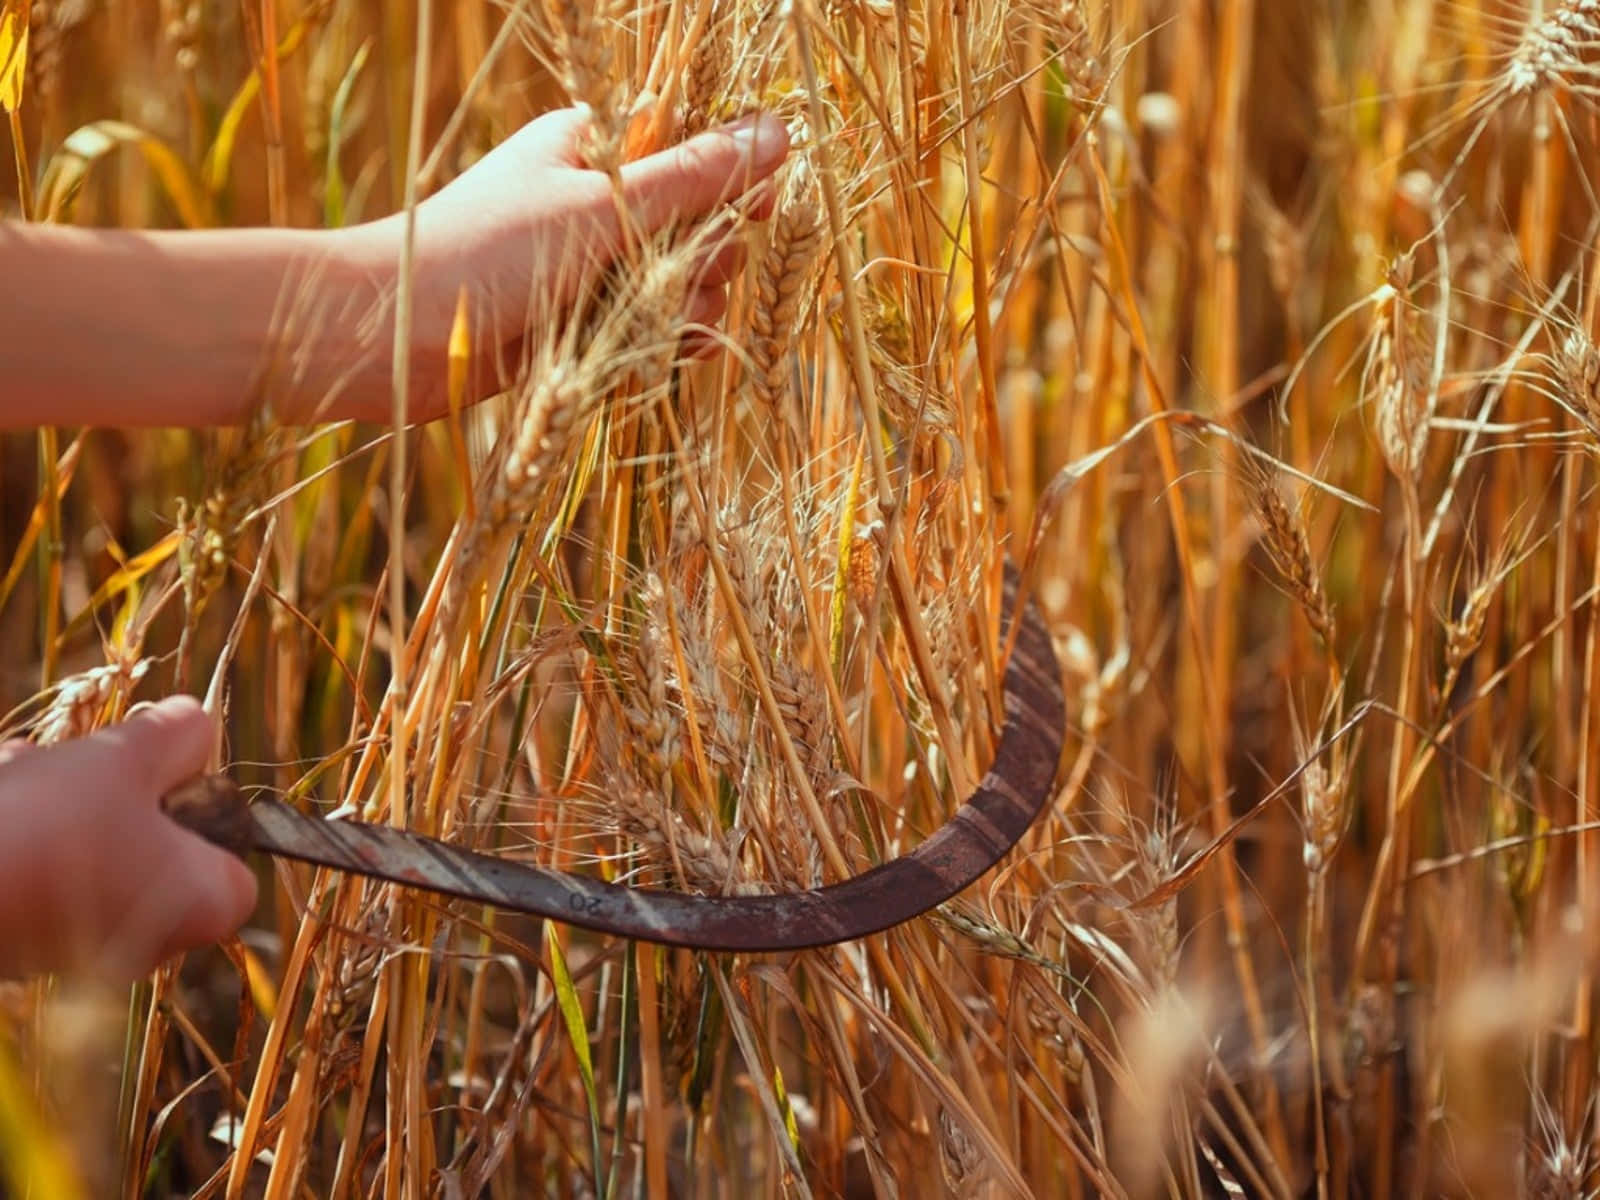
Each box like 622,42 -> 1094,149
165,566 -> 1064,951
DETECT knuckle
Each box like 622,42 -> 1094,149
674,138 -> 717,183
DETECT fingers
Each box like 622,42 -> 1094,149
687,283 -> 728,328
421,107 -> 790,405
672,207 -> 752,339
105,699 -> 259,968
620,114 -> 790,236
0,699 -> 257,981
677,285 -> 731,360
89,815 -> 258,980
695,228 -> 747,288
741,175 -> 780,224
93,694 -> 213,801
145,831 -> 258,966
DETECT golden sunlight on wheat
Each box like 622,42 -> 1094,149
7,1 -> 1600,1196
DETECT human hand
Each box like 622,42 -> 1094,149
344,108 -> 792,422
0,696 -> 258,981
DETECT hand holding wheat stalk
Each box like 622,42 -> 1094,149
0,107 -> 789,426
0,697 -> 254,980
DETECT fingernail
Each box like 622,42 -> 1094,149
724,114 -> 789,170
128,695 -> 201,722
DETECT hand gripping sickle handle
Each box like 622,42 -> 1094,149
162,566 -> 1065,952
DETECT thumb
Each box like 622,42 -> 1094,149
619,114 -> 790,235
92,697 -> 258,972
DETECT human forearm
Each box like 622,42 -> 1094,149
0,220 -> 400,428
0,110 -> 789,433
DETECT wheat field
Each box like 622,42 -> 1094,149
6,0 -> 1600,1196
